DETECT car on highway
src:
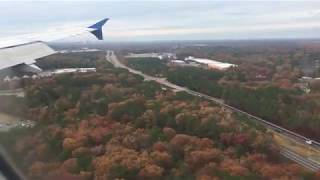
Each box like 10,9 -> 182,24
274,128 -> 283,133
306,139 -> 313,145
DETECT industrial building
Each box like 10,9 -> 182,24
185,56 -> 236,70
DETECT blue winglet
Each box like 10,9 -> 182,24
88,18 -> 109,40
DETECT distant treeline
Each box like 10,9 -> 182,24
126,57 -> 169,77
36,52 -> 105,70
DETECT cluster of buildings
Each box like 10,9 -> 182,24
42,68 -> 96,76
0,119 -> 35,132
2,68 -> 96,82
294,76 -> 320,94
125,52 -> 176,60
126,52 -> 237,71
58,48 -> 102,54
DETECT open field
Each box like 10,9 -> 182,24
0,113 -> 18,124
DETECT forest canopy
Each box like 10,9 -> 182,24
0,53 -> 317,179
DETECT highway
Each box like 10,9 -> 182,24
105,50 -> 320,172
280,147 -> 320,172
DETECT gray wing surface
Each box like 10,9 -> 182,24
0,42 -> 56,69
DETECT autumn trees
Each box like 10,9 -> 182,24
0,56 -> 317,179
35,52 -> 105,70
124,44 -> 320,141
126,57 -> 169,77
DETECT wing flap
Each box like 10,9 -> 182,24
0,42 -> 56,69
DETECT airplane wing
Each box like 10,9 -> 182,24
0,18 -> 109,71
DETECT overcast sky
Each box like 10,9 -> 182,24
1,1 -> 320,42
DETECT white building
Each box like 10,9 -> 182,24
31,75 -> 38,79
3,76 -> 11,82
171,60 -> 185,64
185,56 -> 236,70
22,75 -> 30,79
170,60 -> 200,67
